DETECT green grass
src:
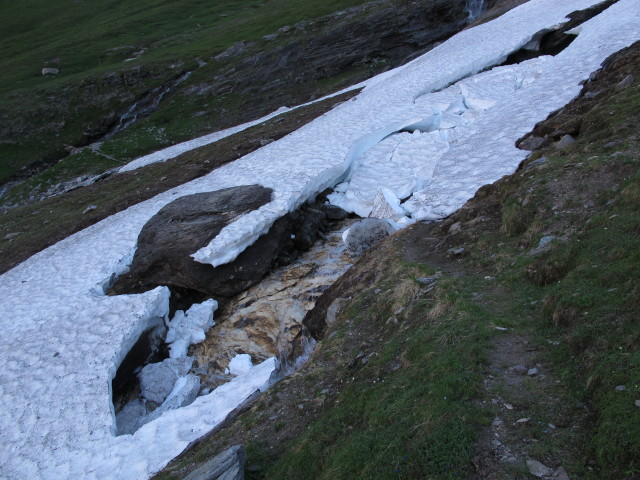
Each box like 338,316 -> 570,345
246,262 -> 492,480
0,0 -> 372,94
0,0 -> 375,185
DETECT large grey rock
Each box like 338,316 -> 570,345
183,445 -> 246,480
344,218 -> 395,256
139,357 -> 194,404
110,185 -> 283,299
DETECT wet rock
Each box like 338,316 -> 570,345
321,204 -> 349,221
556,134 -> 576,150
527,459 -> 554,477
193,223 -> 353,381
290,206 -> 326,251
343,218 -> 395,256
183,445 -> 246,480
139,357 -> 194,404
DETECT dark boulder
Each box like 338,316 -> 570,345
110,185 -> 284,300
110,186 -> 346,303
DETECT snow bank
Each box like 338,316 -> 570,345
1,0 -> 639,478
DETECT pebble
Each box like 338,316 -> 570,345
503,403 -> 514,410
515,417 -> 530,425
528,367 -> 539,377
3,232 -> 21,241
511,364 -> 528,375
615,385 -> 626,391
82,205 -> 97,214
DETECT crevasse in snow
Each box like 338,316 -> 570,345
1,1 -> 639,478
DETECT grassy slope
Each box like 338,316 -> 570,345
157,43 -> 640,479
0,0 -> 373,185
0,0 -> 371,92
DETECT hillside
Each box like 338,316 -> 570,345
0,0 -> 471,195
0,0 -> 638,479
158,39 -> 640,480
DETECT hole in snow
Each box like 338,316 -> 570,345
499,0 -> 618,67
499,30 -> 577,66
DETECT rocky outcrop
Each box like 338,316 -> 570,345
183,445 -> 246,480
192,220 -> 354,387
110,185 -> 349,306
187,0 -> 468,119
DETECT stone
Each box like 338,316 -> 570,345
519,135 -> 546,150
615,385 -> 626,391
528,367 -> 539,377
115,399 -> 147,436
110,185 -> 280,299
326,298 -> 349,326
343,218 -> 395,256
538,235 -> 555,248
616,74 -> 635,89
321,204 -> 349,221
603,140 -> 622,149
3,232 -> 21,241
635,399 -> 640,408
525,156 -> 549,170
139,357 -> 194,404
449,222 -> 462,234
183,445 -> 246,480
82,205 -> 97,214
41,67 -> 59,76
511,364 -> 527,375
527,459 -> 554,478
555,134 -> 576,150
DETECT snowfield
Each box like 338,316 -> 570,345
1,0 -> 639,478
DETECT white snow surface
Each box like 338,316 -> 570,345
165,299 -> 218,359
1,1 -> 639,478
227,354 -> 254,376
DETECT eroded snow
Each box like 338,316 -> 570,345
1,0 -> 639,478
